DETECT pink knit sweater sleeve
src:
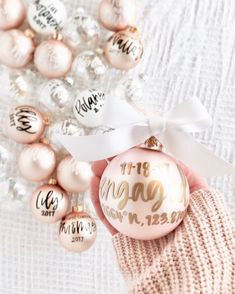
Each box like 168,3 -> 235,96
112,189 -> 235,294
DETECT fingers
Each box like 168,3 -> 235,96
91,160 -> 108,177
90,176 -> 118,235
177,160 -> 209,193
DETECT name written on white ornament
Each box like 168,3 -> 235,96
59,218 -> 96,236
74,90 -> 105,118
10,107 -> 38,134
33,0 -> 61,30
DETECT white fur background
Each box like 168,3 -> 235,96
0,0 -> 234,293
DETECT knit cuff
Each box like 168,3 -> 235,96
112,189 -> 234,293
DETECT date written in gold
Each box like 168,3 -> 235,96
120,162 -> 150,177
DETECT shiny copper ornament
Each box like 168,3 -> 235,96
0,29 -> 34,68
99,147 -> 190,240
0,0 -> 25,30
18,143 -> 56,182
5,105 -> 45,144
104,27 -> 143,70
58,209 -> 97,253
31,183 -> 70,224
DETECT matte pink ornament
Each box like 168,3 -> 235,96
31,183 -> 70,224
99,147 -> 190,240
34,39 -> 72,78
6,105 -> 45,144
57,156 -> 92,193
0,0 -> 25,30
58,210 -> 97,252
0,29 -> 34,68
104,27 -> 143,70
99,0 -> 137,31
18,143 -> 56,182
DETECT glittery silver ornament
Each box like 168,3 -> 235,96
0,143 -> 12,179
88,125 -> 114,135
64,8 -> 100,51
39,79 -> 71,111
46,118 -> 85,151
0,177 -> 29,211
71,50 -> 107,83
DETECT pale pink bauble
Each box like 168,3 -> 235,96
104,28 -> 143,70
99,0 -> 137,31
57,156 -> 92,193
58,211 -> 97,252
0,29 -> 34,68
0,0 -> 25,30
6,105 -> 45,144
99,147 -> 190,240
31,184 -> 70,224
18,143 -> 56,182
34,40 -> 72,78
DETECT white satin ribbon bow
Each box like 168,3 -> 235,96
58,96 -> 235,177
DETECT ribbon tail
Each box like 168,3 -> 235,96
57,124 -> 150,162
158,129 -> 235,177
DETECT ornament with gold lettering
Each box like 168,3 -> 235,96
58,206 -> 97,253
99,142 -> 190,240
5,105 -> 46,144
104,26 -> 143,70
31,180 -> 70,224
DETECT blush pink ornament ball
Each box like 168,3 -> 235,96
99,147 -> 190,240
34,40 -> 72,78
99,0 -> 137,31
0,0 -> 26,30
104,27 -> 143,70
31,183 -> 70,224
0,29 -> 34,68
18,143 -> 56,182
6,105 -> 45,144
58,210 -> 97,253
57,156 -> 92,193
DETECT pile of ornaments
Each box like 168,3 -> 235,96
0,0 -> 144,253
0,0 -> 143,77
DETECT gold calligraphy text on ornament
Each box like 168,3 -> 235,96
100,177 -> 165,213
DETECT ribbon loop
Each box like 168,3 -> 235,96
148,116 -> 166,135
58,97 -> 235,177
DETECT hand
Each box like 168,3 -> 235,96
90,158 -> 209,235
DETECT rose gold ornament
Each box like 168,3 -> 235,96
34,37 -> 72,78
99,0 -> 137,31
58,208 -> 97,252
104,27 -> 143,70
31,182 -> 70,224
5,105 -> 45,144
57,156 -> 92,193
0,29 -> 34,68
18,143 -> 56,182
0,0 -> 25,30
99,147 -> 190,240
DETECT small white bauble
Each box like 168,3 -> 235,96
73,89 -> 105,128
39,79 -> 70,111
27,0 -> 67,35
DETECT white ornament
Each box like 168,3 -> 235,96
73,89 -> 105,128
27,0 -> 67,35
39,79 -> 71,111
